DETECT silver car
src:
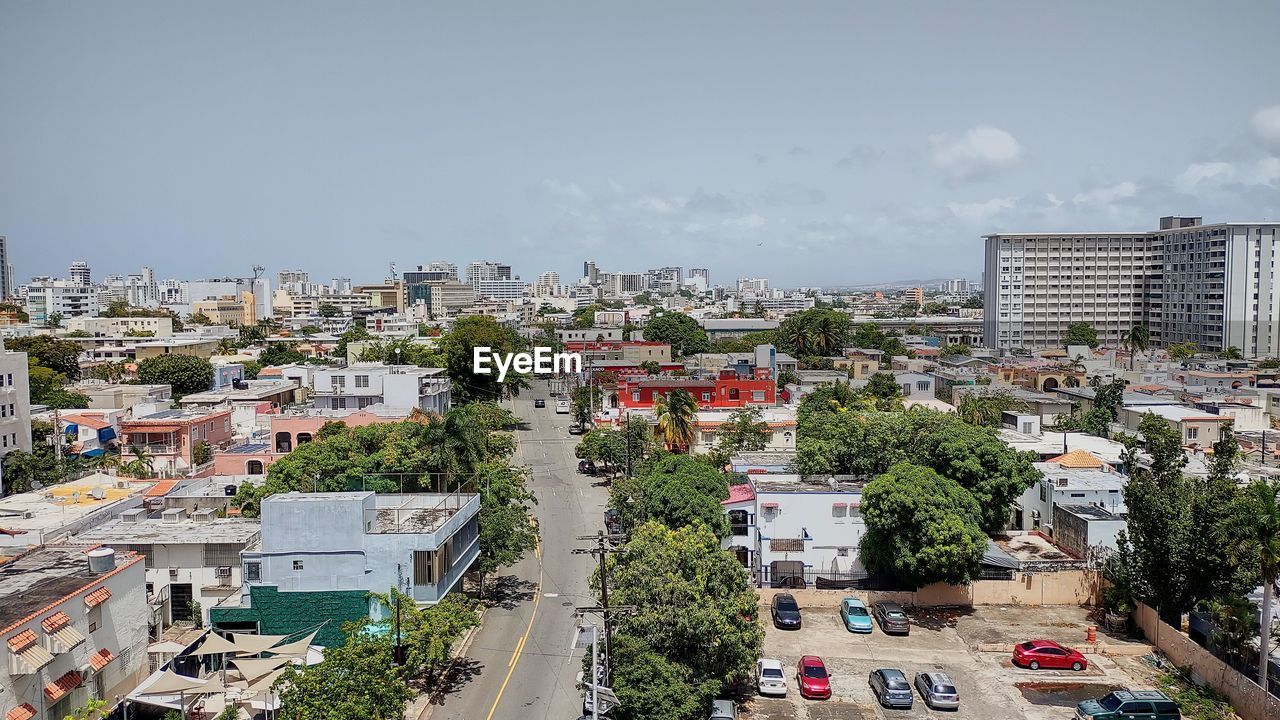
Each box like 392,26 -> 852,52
914,671 -> 960,710
709,699 -> 738,720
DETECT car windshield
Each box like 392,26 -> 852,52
1018,641 -> 1036,651
847,605 -> 868,615
887,610 -> 906,618
802,666 -> 827,679
885,677 -> 908,689
1099,695 -> 1123,711
762,668 -> 783,678
934,684 -> 957,695
776,599 -> 798,611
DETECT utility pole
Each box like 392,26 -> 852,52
573,531 -> 627,682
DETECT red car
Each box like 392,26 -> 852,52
796,655 -> 832,699
1012,639 -> 1087,671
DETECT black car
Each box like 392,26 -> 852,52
770,593 -> 802,629
568,423 -> 586,435
872,601 -> 911,635
534,398 -> 546,408
868,669 -> 913,709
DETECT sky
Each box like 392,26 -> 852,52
3,1 -> 1280,289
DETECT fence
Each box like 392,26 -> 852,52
758,568 -> 1104,609
1134,602 -> 1280,720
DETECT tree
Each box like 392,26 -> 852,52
955,390 -> 1020,427
1259,357 -> 1280,369
439,316 -> 531,402
1063,322 -> 1099,348
859,462 -> 988,587
60,699 -> 106,720
137,354 -> 214,397
863,372 -> 904,411
318,303 -> 340,318
261,342 -> 307,366
1167,341 -> 1198,361
642,312 -> 710,356
639,360 -> 662,376
1,422 -> 81,495
188,312 -> 212,325
46,312 -> 63,328
193,441 -> 212,466
850,322 -> 910,358
601,522 -> 762,702
1121,324 -> 1150,370
335,324 -> 372,359
241,360 -> 263,379
609,454 -> 729,534
474,465 -> 539,594
939,343 -> 971,358
570,382 -> 601,428
41,388 -> 90,409
775,308 -> 852,357
277,630 -> 411,720
8,335 -> 82,379
776,369 -> 800,388
1222,345 -> 1243,360
1186,428 -> 1258,606
0,302 -> 29,322
121,446 -> 155,479
576,428 -> 626,475
709,407 -> 771,467
606,633 -> 709,720
654,389 -> 698,451
1236,478 -> 1280,688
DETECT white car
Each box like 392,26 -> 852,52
756,658 -> 787,696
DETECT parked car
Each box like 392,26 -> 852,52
603,508 -> 623,535
1013,639 -> 1088,671
756,658 -> 787,697
534,398 -> 545,408
709,699 -> 738,720
872,601 -> 911,635
1076,689 -> 1181,720
568,422 -> 586,435
796,655 -> 832,699
914,671 -> 960,710
578,459 -> 598,474
839,597 -> 873,633
868,668 -> 913,709
770,593 -> 802,629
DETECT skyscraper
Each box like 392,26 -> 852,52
0,236 -> 10,299
69,260 -> 92,285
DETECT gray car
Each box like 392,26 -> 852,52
873,601 -> 911,635
709,699 -> 737,720
869,668 -> 914,709
914,671 -> 960,710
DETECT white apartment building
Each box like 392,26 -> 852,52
101,267 -> 158,308
0,340 -> 32,486
473,279 -> 527,301
74,511 -> 261,629
464,261 -> 512,286
737,277 -> 770,295
312,363 -> 451,415
984,216 -> 1280,355
24,279 -> 101,325
62,316 -> 174,338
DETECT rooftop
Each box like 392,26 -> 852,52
0,545 -> 142,630
750,474 -> 865,494
997,429 -> 1129,462
994,533 -> 1075,563
1034,464 -> 1126,492
1124,404 -> 1228,422
125,407 -> 231,424
74,517 -> 261,546
1057,504 -> 1124,522
178,379 -> 299,404
0,474 -> 147,547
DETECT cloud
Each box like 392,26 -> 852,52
722,213 -> 766,229
683,188 -> 738,214
930,126 -> 1024,180
752,153 -> 768,165
1174,159 -> 1280,194
758,183 -> 827,206
788,145 -> 811,156
607,178 -> 624,195
945,196 -> 1017,223
1251,105 -> 1280,151
542,178 -> 587,201
1045,193 -> 1064,207
1072,181 -> 1138,205
834,146 -> 883,169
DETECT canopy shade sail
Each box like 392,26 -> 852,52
229,632 -> 292,655
189,632 -> 238,656
228,656 -> 291,685
135,670 -> 213,695
264,630 -> 318,658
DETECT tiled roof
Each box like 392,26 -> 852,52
88,647 -> 116,671
1046,449 -> 1107,469
5,703 -> 36,720
40,611 -> 71,633
143,479 -> 179,498
6,628 -> 37,651
770,538 -> 805,552
84,586 -> 112,607
723,484 -> 756,506
44,670 -> 82,701
61,414 -> 111,430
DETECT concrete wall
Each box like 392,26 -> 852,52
1135,602 -> 1280,720
757,569 -> 1103,609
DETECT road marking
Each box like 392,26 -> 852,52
484,537 -> 544,720
543,593 -> 559,598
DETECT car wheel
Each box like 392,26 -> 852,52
1071,661 -> 1083,671
1028,660 -> 1040,670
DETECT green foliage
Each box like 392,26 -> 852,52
188,312 -> 212,325
850,322 -> 910,358
318,303 -> 340,318
638,359 -> 662,376
137,354 -> 214,396
609,454 -> 729,536
335,324 -> 372,359
9,335 -> 82,379
1063,322 -> 1099,348
357,337 -> 444,367
920,301 -> 949,315
776,369 -> 800,387
277,629 -> 411,720
2,421 -> 84,495
955,390 -> 1022,427
60,699 -> 107,720
261,342 -> 307,366
775,308 -> 851,357
1168,341 -> 1199,361
193,441 -> 212,466
654,388 -> 698,451
1156,668 -> 1235,720
1221,345 -> 1243,360
797,407 -> 1039,532
642,311 -> 710,356
939,343 -> 970,358
860,462 -> 988,587
862,372 -> 904,410
576,428 -> 626,474
367,589 -> 479,678
570,382 -> 601,427
241,360 -> 263,379
0,302 -> 29,322
601,521 -> 762,711
439,316 -> 531,401
707,407 -> 771,467
1258,356 -> 1280,369
475,465 -> 540,587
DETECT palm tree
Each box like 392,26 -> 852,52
1121,324 -> 1150,371
654,389 -> 698,452
1240,479 -> 1280,688
1223,346 -> 1243,360
216,338 -> 237,356
779,323 -> 810,357
810,314 -> 844,357
122,446 -> 154,479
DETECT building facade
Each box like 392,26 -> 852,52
0,340 -> 33,488
311,364 -> 451,415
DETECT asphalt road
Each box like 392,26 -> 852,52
432,380 -> 607,720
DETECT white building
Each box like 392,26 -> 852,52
689,408 -> 797,455
0,340 -> 32,490
62,316 -> 174,338
24,279 -> 100,325
464,261 -> 512,286
311,363 -> 451,415
473,279 -> 527,301
737,277 -> 770,296
984,216 -> 1280,355
1013,450 -> 1127,531
74,511 -> 261,630
1,545 -> 150,720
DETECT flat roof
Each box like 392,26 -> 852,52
1034,464 -> 1126,491
75,517 -> 261,545
1057,504 -> 1123,521
0,545 -> 142,630
179,380 -> 298,404
750,474 -> 865,493
127,407 -> 230,423
1124,404 -> 1227,422
0,474 -> 146,546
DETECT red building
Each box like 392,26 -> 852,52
119,407 -> 234,476
616,368 -> 775,410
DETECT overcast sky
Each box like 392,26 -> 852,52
3,1 -> 1279,288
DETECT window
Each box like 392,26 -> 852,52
831,504 -> 847,518
413,550 -> 435,585
1119,702 -> 1153,714
245,562 -> 261,582
332,375 -> 346,388
631,391 -> 640,402
203,544 -> 242,567
701,392 -> 711,401
1187,427 -> 1198,440
88,604 -> 102,633
355,375 -> 369,388
752,391 -> 765,402
292,560 -> 304,571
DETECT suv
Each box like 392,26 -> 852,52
868,668 -> 913,709
1076,690 -> 1181,720
872,601 -> 911,635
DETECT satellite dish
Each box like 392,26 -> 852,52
70,491 -> 82,502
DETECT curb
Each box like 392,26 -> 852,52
412,604 -> 488,720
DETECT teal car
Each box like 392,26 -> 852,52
839,598 -> 873,633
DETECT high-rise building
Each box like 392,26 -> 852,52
583,261 -> 599,284
0,338 -> 33,483
941,278 -> 970,293
25,278 -> 100,325
69,260 -> 92,285
903,287 -> 924,307
278,269 -> 310,290
689,268 -> 710,284
737,277 -> 770,296
0,235 -> 11,299
465,261 -> 512,287
533,271 -> 561,296
404,263 -> 458,284
983,216 -> 1280,356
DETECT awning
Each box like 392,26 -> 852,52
84,586 -> 112,607
5,703 -> 36,720
228,656 -> 291,684
135,670 -> 212,695
190,632 -> 238,656
982,539 -> 1022,571
49,624 -> 86,650
41,612 -> 72,633
89,648 -> 116,671
6,630 -> 54,674
44,670 -> 82,702
229,632 -> 292,655
264,630 -> 317,658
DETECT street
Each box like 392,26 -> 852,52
430,380 -> 608,720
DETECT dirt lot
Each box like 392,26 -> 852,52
744,603 -> 1154,720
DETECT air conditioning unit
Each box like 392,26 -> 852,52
215,567 -> 232,578
168,568 -> 179,578
115,480 -> 131,489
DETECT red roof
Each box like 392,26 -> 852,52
88,647 -> 116,671
6,703 -> 36,720
40,612 -> 71,633
44,670 -> 82,701
61,414 -> 111,430
6,628 -> 37,651
143,479 -> 179,498
84,587 -> 112,607
722,483 -> 756,506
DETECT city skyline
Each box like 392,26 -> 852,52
3,2 -> 1278,286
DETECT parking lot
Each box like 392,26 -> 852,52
744,603 -> 1153,720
